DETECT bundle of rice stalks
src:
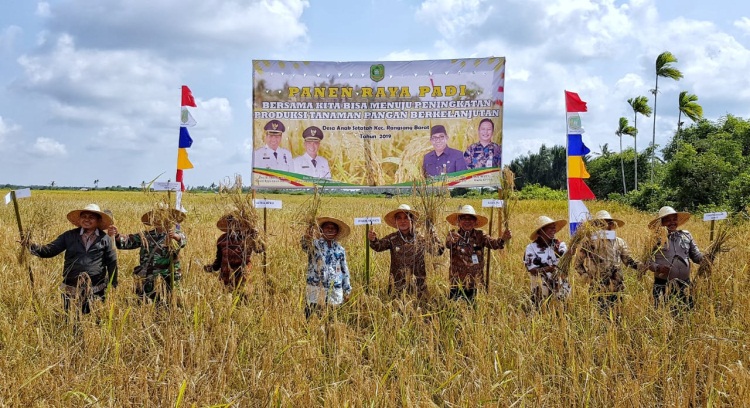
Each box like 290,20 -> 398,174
217,175 -> 260,229
697,223 -> 734,278
412,178 -> 449,260
638,225 -> 669,278
296,186 -> 324,242
556,221 -> 598,278
498,166 -> 516,233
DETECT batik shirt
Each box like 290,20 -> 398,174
463,142 -> 502,169
209,229 -> 265,287
301,237 -> 351,305
446,229 -> 505,290
369,231 -> 444,295
524,239 -> 569,300
115,229 -> 187,279
649,230 -> 703,282
575,235 -> 638,293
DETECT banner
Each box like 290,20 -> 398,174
251,58 -> 506,188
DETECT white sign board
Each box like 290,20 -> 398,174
703,212 -> 728,221
152,182 -> 182,191
482,199 -> 504,208
253,199 -> 282,209
4,188 -> 31,205
354,217 -> 382,226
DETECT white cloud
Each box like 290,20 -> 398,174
416,0 -> 491,39
0,26 -> 22,52
46,0 -> 310,56
36,2 -> 51,17
381,49 -> 431,61
32,137 -> 67,156
734,17 -> 750,35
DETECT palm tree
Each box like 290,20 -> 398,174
627,96 -> 652,191
650,51 -> 683,181
615,117 -> 637,195
677,91 -> 703,137
94,179 -> 99,189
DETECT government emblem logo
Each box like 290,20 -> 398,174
370,64 -> 385,82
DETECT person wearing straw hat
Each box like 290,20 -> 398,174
445,204 -> 512,302
204,211 -> 266,291
301,216 -> 352,318
574,210 -> 642,312
23,203 -> 118,315
109,205 -> 187,302
524,216 -> 570,306
645,206 -> 704,310
368,204 -> 444,298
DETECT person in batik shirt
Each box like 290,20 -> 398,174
524,216 -> 569,306
445,204 -> 512,302
301,216 -> 352,318
464,118 -> 502,169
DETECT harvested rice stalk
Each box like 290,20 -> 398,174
556,221 -> 597,278
412,177 -> 449,260
638,225 -> 669,278
296,186 -> 324,250
697,223 -> 734,278
498,166 -> 516,233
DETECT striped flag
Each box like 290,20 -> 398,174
565,91 -> 594,234
176,85 -> 197,200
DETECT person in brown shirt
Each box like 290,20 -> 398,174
204,211 -> 265,292
368,204 -> 444,298
445,204 -> 512,302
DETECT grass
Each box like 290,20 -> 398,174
1,190 -> 749,406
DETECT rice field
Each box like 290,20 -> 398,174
1,190 -> 749,406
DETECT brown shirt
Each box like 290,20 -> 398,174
575,236 -> 638,292
446,229 -> 505,290
370,231 -> 443,294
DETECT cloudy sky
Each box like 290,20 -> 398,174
2,0 -> 750,188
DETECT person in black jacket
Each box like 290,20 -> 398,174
23,203 -> 118,315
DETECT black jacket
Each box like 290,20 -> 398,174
31,228 -> 118,287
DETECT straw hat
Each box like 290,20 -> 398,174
649,206 -> 690,229
446,205 -> 488,228
529,216 -> 567,241
67,203 -> 113,229
141,205 -> 187,226
593,210 -> 625,229
384,204 -> 420,228
316,216 -> 350,239
216,211 -> 254,232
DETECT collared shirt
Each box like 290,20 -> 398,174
650,230 -> 703,281
30,227 -> 118,287
423,147 -> 468,177
445,228 -> 505,290
80,228 -> 100,251
293,153 -> 332,179
524,239 -> 569,299
464,142 -> 502,169
369,230 -> 444,294
575,235 -> 637,291
254,145 -> 293,172
301,237 -> 351,305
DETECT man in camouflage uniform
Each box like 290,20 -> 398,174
575,210 -> 642,313
111,207 -> 187,302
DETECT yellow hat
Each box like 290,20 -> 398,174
67,203 -> 113,230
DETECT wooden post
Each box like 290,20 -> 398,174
710,219 -> 716,242
485,206 -> 494,292
11,191 -> 34,289
365,223 -> 371,293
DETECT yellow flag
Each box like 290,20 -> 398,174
177,148 -> 194,170
567,156 -> 589,178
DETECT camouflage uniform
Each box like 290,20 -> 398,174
115,229 -> 187,301
446,229 -> 505,301
575,236 -> 638,310
649,230 -> 703,309
369,231 -> 444,297
207,229 -> 265,289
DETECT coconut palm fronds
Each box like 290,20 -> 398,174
697,223 -> 734,278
